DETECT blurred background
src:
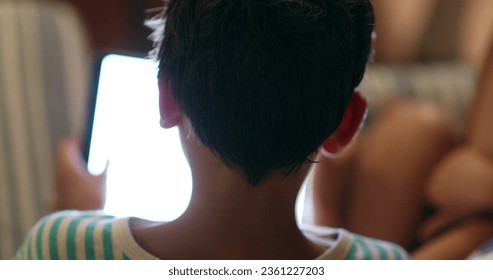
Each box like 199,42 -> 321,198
60,0 -> 163,55
372,0 -> 493,71
60,0 -> 493,69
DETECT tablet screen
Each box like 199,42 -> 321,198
85,54 -> 192,221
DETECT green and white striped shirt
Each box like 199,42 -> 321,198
14,211 -> 156,260
14,211 -> 409,260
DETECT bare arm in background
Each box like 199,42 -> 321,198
413,33 -> 493,260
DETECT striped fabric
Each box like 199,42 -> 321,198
344,234 -> 407,260
14,211 -> 409,260
13,211 -> 143,260
0,0 -> 90,259
301,224 -> 410,260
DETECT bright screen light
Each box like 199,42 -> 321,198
87,54 -> 192,221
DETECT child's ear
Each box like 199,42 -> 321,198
158,79 -> 182,128
321,91 -> 368,157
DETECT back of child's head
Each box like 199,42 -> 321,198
155,0 -> 374,185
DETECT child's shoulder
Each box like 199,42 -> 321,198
13,210 -> 121,260
344,231 -> 410,260
39,209 -> 116,222
29,210 -> 119,233
300,224 -> 410,260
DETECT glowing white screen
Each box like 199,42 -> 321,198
87,54 -> 192,221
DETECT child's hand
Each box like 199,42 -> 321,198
52,138 -> 107,211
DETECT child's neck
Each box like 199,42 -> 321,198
131,164 -> 325,259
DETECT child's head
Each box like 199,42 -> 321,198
154,0 -> 374,185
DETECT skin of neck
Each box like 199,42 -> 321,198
132,121 -> 325,259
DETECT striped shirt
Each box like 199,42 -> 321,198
300,224 -> 410,260
14,211 -> 410,260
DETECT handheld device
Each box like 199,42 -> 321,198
84,53 -> 192,221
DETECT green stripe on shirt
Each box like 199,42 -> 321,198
66,217 -> 84,260
346,242 -> 358,260
25,230 -> 33,260
48,216 -> 65,259
103,222 -> 114,260
35,219 -> 48,259
84,215 -> 114,260
391,246 -> 403,259
373,242 -> 389,259
84,219 -> 99,259
354,236 -> 372,260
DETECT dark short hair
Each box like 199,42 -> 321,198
154,0 -> 374,185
